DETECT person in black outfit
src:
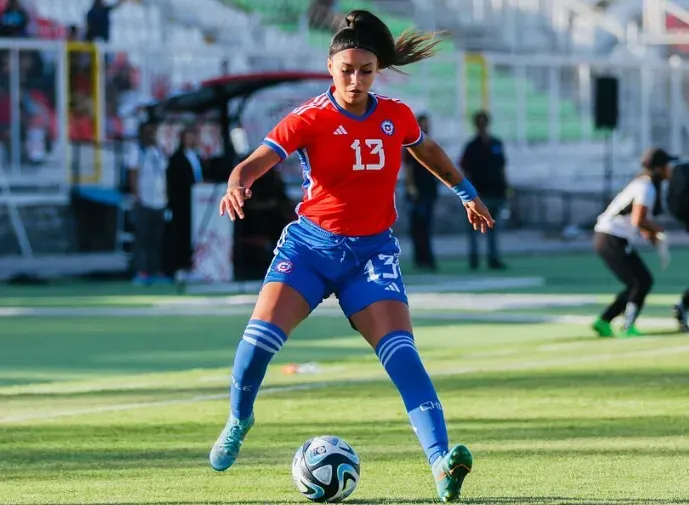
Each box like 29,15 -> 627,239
85,0 -> 126,42
404,113 -> 438,271
165,127 -> 204,279
460,110 -> 508,270
674,290 -> 689,332
233,164 -> 296,280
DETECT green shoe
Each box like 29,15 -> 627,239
621,325 -> 643,338
209,412 -> 255,471
432,444 -> 473,503
592,319 -> 615,338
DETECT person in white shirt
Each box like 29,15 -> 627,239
127,121 -> 168,285
592,147 -> 675,338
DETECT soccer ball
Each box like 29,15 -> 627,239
291,436 -> 360,503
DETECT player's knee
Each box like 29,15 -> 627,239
350,300 -> 412,348
629,274 -> 653,301
637,273 -> 653,296
252,282 -> 311,334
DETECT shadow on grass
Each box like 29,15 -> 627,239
2,408 -> 689,476
4,366 -> 689,402
0,314 -> 578,387
30,499 -> 689,505
463,500 -> 689,505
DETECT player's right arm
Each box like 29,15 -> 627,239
220,111 -> 311,221
220,145 -> 281,220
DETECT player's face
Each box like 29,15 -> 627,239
328,49 -> 378,109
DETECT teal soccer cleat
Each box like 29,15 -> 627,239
432,444 -> 473,502
209,412 -> 255,471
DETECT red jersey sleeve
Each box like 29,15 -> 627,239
262,112 -> 311,160
399,103 -> 425,147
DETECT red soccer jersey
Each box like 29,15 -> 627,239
262,86 -> 424,236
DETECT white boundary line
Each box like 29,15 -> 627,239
2,345 -> 688,424
0,304 -> 679,328
0,384 -> 316,424
184,276 -> 545,295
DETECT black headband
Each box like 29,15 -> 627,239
331,43 -> 378,57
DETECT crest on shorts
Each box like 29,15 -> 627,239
274,260 -> 293,274
380,120 -> 395,136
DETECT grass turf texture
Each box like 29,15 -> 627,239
1,252 -> 688,504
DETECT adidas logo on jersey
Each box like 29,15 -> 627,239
333,125 -> 348,135
384,283 -> 401,293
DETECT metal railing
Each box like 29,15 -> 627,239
1,38 -> 689,192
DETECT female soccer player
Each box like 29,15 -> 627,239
209,10 -> 494,502
592,147 -> 674,337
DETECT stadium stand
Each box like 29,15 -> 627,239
3,0 -> 688,272
219,0 -> 599,143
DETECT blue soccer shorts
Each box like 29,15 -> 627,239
263,217 -> 408,317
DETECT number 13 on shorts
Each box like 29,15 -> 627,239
366,254 -> 399,281
364,253 -> 405,294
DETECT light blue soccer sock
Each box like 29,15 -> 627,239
375,331 -> 449,465
230,319 -> 288,419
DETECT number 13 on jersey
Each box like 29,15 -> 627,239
351,139 -> 385,171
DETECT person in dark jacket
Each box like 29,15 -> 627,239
460,110 -> 508,270
164,127 -> 204,279
404,113 -> 438,271
0,0 -> 30,38
85,0 -> 125,42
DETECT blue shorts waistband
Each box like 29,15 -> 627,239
298,216 -> 338,239
297,216 -> 393,242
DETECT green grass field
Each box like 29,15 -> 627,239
2,251 -> 689,504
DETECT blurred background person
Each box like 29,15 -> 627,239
307,0 -> 344,32
460,110 -> 508,271
666,160 -> 689,332
127,121 -> 169,286
674,289 -> 689,332
164,126 -> 204,281
66,24 -> 80,41
592,147 -> 673,338
0,0 -> 30,38
404,113 -> 438,271
85,0 -> 126,43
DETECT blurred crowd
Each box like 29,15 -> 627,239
0,0 -> 139,166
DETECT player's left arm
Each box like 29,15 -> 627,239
408,136 -> 495,231
408,136 -> 467,187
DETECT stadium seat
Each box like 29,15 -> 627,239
219,0 -> 598,144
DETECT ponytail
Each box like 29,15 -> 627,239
329,10 -> 442,72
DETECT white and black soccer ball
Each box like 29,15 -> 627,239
291,436 -> 360,503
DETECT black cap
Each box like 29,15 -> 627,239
641,147 -> 678,169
